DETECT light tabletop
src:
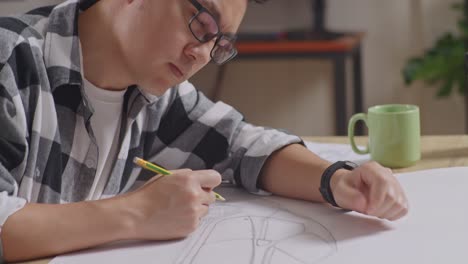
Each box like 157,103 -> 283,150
16,135 -> 468,264
303,135 -> 468,173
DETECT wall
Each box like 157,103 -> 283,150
191,0 -> 465,136
1,0 -> 465,135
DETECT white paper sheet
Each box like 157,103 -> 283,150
52,167 -> 468,264
304,141 -> 371,164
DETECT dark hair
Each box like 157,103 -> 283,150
249,0 -> 269,3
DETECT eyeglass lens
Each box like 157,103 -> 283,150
190,10 -> 236,64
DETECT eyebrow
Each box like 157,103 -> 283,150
197,0 -> 236,36
201,0 -> 222,26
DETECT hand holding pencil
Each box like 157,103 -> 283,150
126,158 -> 224,240
134,157 -> 226,201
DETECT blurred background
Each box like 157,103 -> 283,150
1,0 -> 465,136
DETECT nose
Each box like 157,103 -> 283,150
184,40 -> 214,65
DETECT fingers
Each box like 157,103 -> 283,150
201,189 -> 216,206
388,206 -> 409,221
171,169 -> 220,205
198,188 -> 216,222
199,203 -> 210,218
192,170 -> 223,189
384,195 -> 409,221
334,183 -> 368,214
367,177 -> 388,214
363,164 -> 392,214
371,182 -> 408,218
358,162 -> 409,221
372,189 -> 395,217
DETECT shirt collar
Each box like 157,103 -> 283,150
43,0 -> 84,91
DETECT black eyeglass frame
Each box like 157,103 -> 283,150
188,0 -> 238,65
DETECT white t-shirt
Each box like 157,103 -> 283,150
83,78 -> 126,200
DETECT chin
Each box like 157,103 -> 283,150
141,86 -> 170,96
139,78 -> 176,96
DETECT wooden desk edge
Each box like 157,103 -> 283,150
302,135 -> 468,173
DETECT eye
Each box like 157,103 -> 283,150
198,12 -> 218,33
195,16 -> 206,26
218,38 -> 232,48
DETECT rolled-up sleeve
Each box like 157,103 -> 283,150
227,122 -> 304,194
0,192 -> 27,226
0,46 -> 30,262
0,192 -> 27,262
155,81 -> 304,194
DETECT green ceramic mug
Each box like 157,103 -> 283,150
348,104 -> 421,168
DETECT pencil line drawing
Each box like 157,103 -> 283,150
175,197 -> 338,264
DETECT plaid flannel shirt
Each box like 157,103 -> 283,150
0,0 -> 303,259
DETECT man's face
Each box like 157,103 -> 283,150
114,0 -> 248,95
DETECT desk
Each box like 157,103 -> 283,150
17,135 -> 468,264
303,135 -> 468,173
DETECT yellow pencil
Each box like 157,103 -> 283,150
133,157 -> 226,201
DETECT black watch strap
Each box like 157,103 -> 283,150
319,161 -> 358,207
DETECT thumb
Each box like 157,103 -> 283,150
335,184 -> 368,213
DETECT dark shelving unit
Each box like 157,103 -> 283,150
213,0 -> 365,135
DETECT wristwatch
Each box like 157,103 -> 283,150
319,161 -> 358,208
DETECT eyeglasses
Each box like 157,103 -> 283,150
188,0 -> 238,65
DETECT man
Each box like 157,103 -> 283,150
0,0 -> 408,262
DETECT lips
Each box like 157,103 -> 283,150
169,63 -> 184,79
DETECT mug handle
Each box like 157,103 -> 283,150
348,113 -> 370,155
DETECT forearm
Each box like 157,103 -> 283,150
260,144 -> 409,221
1,195 -> 135,262
259,144 -> 332,202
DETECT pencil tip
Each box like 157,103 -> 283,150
216,194 -> 226,201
